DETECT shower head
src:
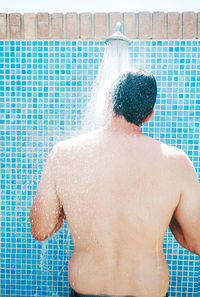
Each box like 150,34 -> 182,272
105,22 -> 131,45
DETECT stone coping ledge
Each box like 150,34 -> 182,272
0,12 -> 199,40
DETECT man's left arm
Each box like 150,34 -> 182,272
30,143 -> 65,242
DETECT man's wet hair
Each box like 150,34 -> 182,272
109,69 -> 157,126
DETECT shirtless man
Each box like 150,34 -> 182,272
30,70 -> 200,297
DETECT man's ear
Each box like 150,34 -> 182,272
143,110 -> 154,123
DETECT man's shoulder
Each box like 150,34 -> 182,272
157,140 -> 187,159
52,130 -> 101,155
154,141 -> 195,187
156,141 -> 193,177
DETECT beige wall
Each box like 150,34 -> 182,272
0,12 -> 199,40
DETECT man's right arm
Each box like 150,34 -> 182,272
169,151 -> 200,256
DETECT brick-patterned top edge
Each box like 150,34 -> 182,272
0,12 -> 199,40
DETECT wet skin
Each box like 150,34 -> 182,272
30,115 -> 200,297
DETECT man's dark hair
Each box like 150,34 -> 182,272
109,69 -> 157,126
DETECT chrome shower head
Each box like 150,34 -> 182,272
105,22 -> 131,45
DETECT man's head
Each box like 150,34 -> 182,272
109,69 -> 157,126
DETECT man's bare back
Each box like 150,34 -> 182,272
30,70 -> 200,297
52,127 -> 183,297
31,120 -> 200,297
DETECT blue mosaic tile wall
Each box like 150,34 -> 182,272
0,40 -> 200,297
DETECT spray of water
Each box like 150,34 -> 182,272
82,39 -> 131,132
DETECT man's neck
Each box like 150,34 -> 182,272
104,113 -> 143,135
